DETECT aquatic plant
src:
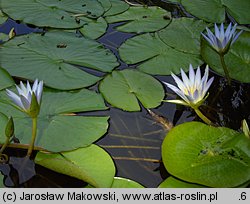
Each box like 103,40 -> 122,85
163,64 -> 214,125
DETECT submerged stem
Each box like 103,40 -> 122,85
27,117 -> 38,157
194,108 -> 213,126
219,54 -> 231,85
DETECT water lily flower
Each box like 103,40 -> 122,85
201,23 -> 242,54
163,64 -> 214,108
6,79 -> 43,117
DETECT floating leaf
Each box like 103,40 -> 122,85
0,68 -> 14,90
111,177 -> 144,188
35,145 -> 115,187
119,33 -> 202,75
158,177 -> 206,188
158,18 -> 208,55
106,6 -> 171,33
99,69 -> 164,111
0,31 -> 118,90
178,0 -> 250,24
79,17 -> 107,39
201,31 -> 250,83
0,0 -> 104,28
162,122 -> 250,187
104,0 -> 129,17
0,88 -> 109,152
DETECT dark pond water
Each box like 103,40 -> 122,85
0,0 -> 249,188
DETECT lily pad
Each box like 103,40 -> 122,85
0,68 -> 14,90
158,18 -> 208,55
106,6 -> 171,33
119,33 -> 202,75
79,17 -> 107,39
162,122 -> 250,187
0,0 -> 104,28
99,69 -> 164,111
0,88 -> 109,152
35,145 -> 115,187
158,177 -> 206,188
111,177 -> 144,188
0,31 -> 118,90
104,0 -> 129,17
201,31 -> 250,83
178,0 -> 250,24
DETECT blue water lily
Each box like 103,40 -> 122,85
6,79 -> 43,116
201,23 -> 242,54
163,64 -> 214,108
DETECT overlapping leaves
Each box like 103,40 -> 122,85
168,0 -> 250,24
0,88 -> 109,152
0,31 -> 118,90
119,18 -> 205,75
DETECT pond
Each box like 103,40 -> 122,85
0,0 -> 250,188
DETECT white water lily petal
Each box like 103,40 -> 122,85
6,89 -> 25,110
202,23 -> 242,54
20,95 -> 31,111
171,73 -> 186,91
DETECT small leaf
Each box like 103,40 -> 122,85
99,69 -> 164,111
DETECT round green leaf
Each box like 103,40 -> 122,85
179,0 -> 250,24
0,31 -> 118,90
119,33 -> 202,75
79,17 -> 107,39
99,69 -> 164,111
0,0 -> 104,28
201,31 -> 250,83
162,122 -> 250,187
0,88 -> 109,152
106,6 -> 171,33
104,0 -> 129,17
0,68 -> 14,90
158,18 -> 208,55
111,177 -> 144,188
158,177 -> 206,188
35,145 -> 115,188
